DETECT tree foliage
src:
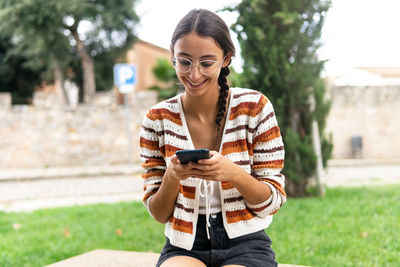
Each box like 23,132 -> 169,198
230,0 -> 333,196
149,58 -> 181,100
0,35 -> 44,104
0,0 -> 139,103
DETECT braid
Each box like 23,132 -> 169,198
216,67 -> 230,131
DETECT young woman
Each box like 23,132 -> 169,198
140,9 -> 286,267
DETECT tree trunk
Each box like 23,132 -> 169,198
287,104 -> 308,197
53,58 -> 68,106
70,28 -> 95,103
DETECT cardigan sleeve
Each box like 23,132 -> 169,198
139,111 -> 166,216
246,94 -> 286,217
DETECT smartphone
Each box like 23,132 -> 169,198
175,149 -> 210,164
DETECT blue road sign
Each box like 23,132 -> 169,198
113,64 -> 137,93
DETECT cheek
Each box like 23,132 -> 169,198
176,73 -> 187,83
209,73 -> 220,83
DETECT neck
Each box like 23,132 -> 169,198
181,88 -> 220,119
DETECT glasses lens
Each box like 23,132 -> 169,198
199,60 -> 218,76
173,57 -> 191,73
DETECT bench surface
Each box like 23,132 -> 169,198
46,249 -> 307,267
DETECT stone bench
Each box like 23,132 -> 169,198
46,249 -> 307,267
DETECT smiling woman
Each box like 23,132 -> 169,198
139,9 -> 286,267
170,32 -> 231,108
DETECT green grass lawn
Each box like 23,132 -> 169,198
0,185 -> 399,267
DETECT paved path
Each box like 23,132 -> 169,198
324,160 -> 400,187
0,164 -> 144,212
1,161 -> 399,212
0,174 -> 143,212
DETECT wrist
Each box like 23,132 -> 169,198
228,166 -> 245,185
165,169 -> 181,183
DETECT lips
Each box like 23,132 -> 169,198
185,78 -> 208,88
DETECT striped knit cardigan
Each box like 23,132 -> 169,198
140,87 -> 286,250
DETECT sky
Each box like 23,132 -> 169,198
135,0 -> 400,77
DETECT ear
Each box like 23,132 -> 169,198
222,53 -> 232,68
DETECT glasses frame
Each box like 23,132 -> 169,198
171,56 -> 225,76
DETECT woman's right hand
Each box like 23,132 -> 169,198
149,153 -> 199,223
165,154 -> 197,181
148,154 -> 184,223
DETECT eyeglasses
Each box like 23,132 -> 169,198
171,57 -> 225,76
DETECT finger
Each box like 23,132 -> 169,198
197,158 -> 213,165
197,154 -> 220,164
187,161 -> 207,169
196,150 -> 217,164
170,154 -> 179,164
188,162 -> 214,171
209,150 -> 219,157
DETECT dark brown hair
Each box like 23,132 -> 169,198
171,9 -> 236,130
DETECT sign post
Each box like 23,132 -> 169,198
113,64 -> 137,164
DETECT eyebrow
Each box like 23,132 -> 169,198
177,52 -> 217,60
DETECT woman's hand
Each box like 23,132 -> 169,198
148,154 -> 198,223
166,154 -> 202,181
170,150 -> 272,206
186,151 -> 245,183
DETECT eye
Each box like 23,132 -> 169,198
200,60 -> 215,68
177,58 -> 191,66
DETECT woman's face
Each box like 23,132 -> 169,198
172,32 -> 229,97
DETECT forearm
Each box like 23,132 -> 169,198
230,166 -> 272,205
149,169 -> 181,223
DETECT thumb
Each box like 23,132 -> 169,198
209,150 -> 219,157
170,154 -> 179,164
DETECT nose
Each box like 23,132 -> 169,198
189,64 -> 202,80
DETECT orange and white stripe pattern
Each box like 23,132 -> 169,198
139,88 -> 286,250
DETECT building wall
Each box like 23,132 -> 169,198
325,85 -> 400,159
126,40 -> 170,91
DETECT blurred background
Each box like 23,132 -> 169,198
0,0 -> 399,266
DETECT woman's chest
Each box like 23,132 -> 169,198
186,119 -> 220,150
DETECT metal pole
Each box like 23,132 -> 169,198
312,119 -> 325,196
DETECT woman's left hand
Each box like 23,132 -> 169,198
187,150 -> 244,183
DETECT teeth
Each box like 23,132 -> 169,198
189,80 -> 205,86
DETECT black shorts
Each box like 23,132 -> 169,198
156,212 -> 277,267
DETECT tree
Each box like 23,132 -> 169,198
148,58 -> 181,100
0,1 -> 72,104
230,0 -> 333,196
0,35 -> 44,104
0,0 -> 139,103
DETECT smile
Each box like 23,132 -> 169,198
186,78 -> 208,87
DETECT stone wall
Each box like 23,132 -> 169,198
2,84 -> 399,169
325,85 -> 400,159
0,91 -> 157,168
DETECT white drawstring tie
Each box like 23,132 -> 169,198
199,179 -> 214,239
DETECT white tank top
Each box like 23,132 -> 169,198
199,181 -> 222,214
